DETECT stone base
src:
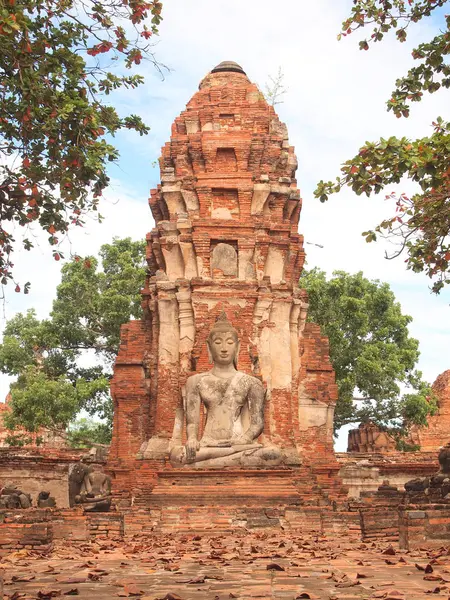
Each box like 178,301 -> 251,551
148,469 -> 303,506
128,462 -> 347,508
110,457 -> 349,513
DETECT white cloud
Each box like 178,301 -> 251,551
1,0 -> 449,449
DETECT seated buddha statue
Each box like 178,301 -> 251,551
74,464 -> 112,512
169,314 -> 283,468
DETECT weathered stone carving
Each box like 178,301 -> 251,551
68,461 -> 89,508
170,314 -> 283,468
438,443 -> 450,474
0,484 -> 32,509
211,242 -> 238,277
74,464 -> 112,512
37,491 -> 56,508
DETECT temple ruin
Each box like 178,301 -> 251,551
0,62 -> 448,557
109,60 -> 346,524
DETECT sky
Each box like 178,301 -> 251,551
1,0 -> 449,451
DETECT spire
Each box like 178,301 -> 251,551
211,60 -> 246,75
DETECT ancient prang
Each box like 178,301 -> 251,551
109,61 -> 343,518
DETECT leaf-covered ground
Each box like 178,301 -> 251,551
1,532 -> 449,599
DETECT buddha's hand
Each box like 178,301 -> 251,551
185,438 -> 200,463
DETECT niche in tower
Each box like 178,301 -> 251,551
210,188 -> 239,219
210,240 -> 238,279
215,147 -> 237,172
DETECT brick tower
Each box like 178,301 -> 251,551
109,62 -> 344,523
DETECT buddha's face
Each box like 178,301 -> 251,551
208,331 -> 239,366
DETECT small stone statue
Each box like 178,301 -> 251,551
376,480 -> 400,496
429,444 -> 450,497
37,491 -> 56,508
404,477 -> 429,493
170,313 -> 283,468
74,464 -> 112,512
0,484 -> 32,509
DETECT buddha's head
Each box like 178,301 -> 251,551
207,313 -> 240,368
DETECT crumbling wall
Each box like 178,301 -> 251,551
0,448 -> 104,508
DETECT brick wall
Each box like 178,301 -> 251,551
0,448 -> 105,508
410,370 -> 450,451
399,504 -> 450,549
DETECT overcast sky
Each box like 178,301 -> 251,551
1,0 -> 449,450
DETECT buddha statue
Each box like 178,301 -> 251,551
74,464 -> 112,512
170,314 -> 283,468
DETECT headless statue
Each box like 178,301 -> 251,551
75,464 -> 112,512
170,314 -> 283,468
68,461 -> 89,508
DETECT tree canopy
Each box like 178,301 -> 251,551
301,268 -> 437,438
0,237 -> 146,445
315,1 -> 449,294
0,0 -> 162,291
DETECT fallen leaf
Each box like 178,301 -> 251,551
175,577 -> 205,584
11,575 -> 35,582
118,584 -> 144,597
8,593 -> 27,600
384,591 -> 405,600
336,579 -> 360,588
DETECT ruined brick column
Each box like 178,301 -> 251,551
409,370 -> 450,451
110,61 -> 340,502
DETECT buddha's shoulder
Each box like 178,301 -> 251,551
186,371 -> 210,389
237,371 -> 264,389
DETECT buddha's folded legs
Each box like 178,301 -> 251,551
169,444 -> 284,468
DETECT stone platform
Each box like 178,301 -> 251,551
140,468 -> 311,505
111,460 -> 349,531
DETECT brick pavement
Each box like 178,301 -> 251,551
1,532 -> 449,599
